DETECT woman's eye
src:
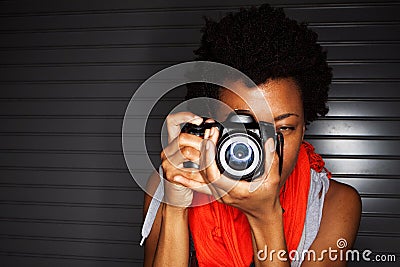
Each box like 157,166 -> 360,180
277,126 -> 295,133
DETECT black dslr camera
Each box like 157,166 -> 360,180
181,110 -> 284,181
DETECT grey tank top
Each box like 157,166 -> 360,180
290,169 -> 330,267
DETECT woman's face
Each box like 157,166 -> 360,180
218,78 -> 305,185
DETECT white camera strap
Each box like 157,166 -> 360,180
140,166 -> 164,246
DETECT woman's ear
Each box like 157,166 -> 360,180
301,123 -> 306,141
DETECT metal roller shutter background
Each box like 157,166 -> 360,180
0,0 -> 398,266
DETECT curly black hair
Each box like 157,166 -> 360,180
185,4 -> 332,125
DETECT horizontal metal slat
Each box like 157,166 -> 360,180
0,221 -> 141,241
1,5 -> 400,33
311,24 -> 400,42
360,197 -> 400,215
328,81 -> 400,98
359,216 -> 400,235
330,62 -> 400,79
0,82 -> 185,98
0,253 -> 140,267
1,62 -> 400,82
285,5 -> 400,23
306,119 -> 400,137
0,81 -> 398,99
309,139 -> 400,157
325,158 -> 400,176
1,0 -> 392,16
1,44 -> 399,66
0,187 -> 144,206
353,235 -> 399,252
0,238 -> 143,261
333,178 -> 400,196
0,64 -> 172,81
0,46 -> 195,65
0,10 -> 213,32
0,28 -> 201,48
0,153 -> 140,171
0,204 -> 143,224
0,169 -> 140,188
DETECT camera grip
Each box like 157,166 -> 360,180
259,121 -> 284,176
258,121 -> 276,144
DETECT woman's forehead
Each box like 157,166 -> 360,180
219,78 -> 303,119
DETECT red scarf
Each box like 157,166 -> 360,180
188,141 -> 331,267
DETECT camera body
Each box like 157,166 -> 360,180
181,110 -> 283,181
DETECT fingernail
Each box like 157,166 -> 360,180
173,176 -> 183,183
204,129 -> 210,139
192,116 -> 203,125
210,127 -> 215,137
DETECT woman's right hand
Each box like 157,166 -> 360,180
160,112 -> 212,207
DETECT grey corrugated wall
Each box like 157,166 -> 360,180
0,0 -> 399,266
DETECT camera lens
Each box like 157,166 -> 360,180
225,142 -> 254,170
217,133 -> 262,180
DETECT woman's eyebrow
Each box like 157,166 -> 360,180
274,113 -> 299,121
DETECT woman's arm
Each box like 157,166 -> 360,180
143,112 -> 207,266
247,205 -> 290,267
153,205 -> 189,266
143,172 -> 190,267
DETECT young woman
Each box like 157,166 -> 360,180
143,4 -> 361,267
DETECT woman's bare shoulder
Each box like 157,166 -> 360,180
325,179 -> 361,210
318,179 -> 362,246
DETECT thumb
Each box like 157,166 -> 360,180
249,137 -> 279,192
264,137 -> 281,181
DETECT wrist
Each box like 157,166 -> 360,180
163,203 -> 189,216
246,202 -> 283,226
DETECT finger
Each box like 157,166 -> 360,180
161,133 -> 203,159
264,137 -> 280,184
166,112 -> 203,142
173,175 -> 213,195
197,126 -> 219,172
199,139 -> 225,200
249,138 -> 274,191
204,127 -> 238,194
163,146 -> 201,170
209,126 -> 220,144
162,160 -> 213,195
249,137 -> 280,192
201,139 -> 239,199
204,128 -> 210,139
162,161 -> 207,186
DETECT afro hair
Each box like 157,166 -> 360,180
185,3 -> 333,125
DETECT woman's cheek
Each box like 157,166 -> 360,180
280,134 -> 302,182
